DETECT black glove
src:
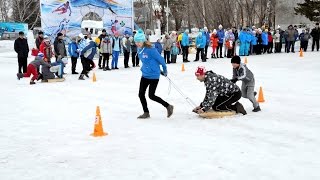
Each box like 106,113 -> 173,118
230,78 -> 238,83
161,71 -> 167,77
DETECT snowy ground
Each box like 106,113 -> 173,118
0,40 -> 320,180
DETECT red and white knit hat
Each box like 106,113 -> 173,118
195,66 -> 206,76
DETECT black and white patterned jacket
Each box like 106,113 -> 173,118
201,71 -> 240,111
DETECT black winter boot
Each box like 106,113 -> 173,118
166,105 -> 174,118
137,112 -> 150,119
252,106 -> 261,112
79,74 -> 85,80
235,102 -> 247,115
17,73 -> 23,80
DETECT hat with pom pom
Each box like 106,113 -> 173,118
134,29 -> 146,43
195,66 -> 206,76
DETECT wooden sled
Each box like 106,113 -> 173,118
199,110 -> 236,119
41,78 -> 65,83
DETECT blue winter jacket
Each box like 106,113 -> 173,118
217,29 -> 225,43
203,31 -> 210,45
154,42 -> 163,54
138,47 -> 167,79
262,32 -> 268,45
245,32 -> 252,43
81,41 -> 97,60
239,31 -> 246,43
251,34 -> 257,45
196,33 -> 206,48
68,42 -> 79,58
181,32 -> 190,46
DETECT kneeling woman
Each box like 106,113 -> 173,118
134,30 -> 174,119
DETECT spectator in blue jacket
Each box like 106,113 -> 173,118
238,29 -> 247,56
79,40 -> 97,80
154,39 -> 163,54
194,30 -> 207,62
68,37 -> 79,74
181,29 -> 190,62
217,24 -> 225,58
203,27 -> 210,59
134,29 -> 174,119
261,29 -> 269,53
251,31 -> 257,54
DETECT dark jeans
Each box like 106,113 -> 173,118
164,50 -> 171,63
287,41 -> 295,52
182,45 -> 189,61
138,77 -> 169,113
212,91 -> 241,111
101,53 -> 110,68
300,41 -> 308,52
204,45 -> 208,58
274,42 -> 281,53
312,39 -> 319,51
217,43 -> 223,57
18,57 -> 27,73
98,53 -> 103,68
132,52 -> 139,66
124,51 -> 130,68
267,42 -> 273,53
195,48 -> 205,61
71,56 -> 78,73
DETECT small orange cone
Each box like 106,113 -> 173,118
93,72 -> 97,82
181,64 -> 185,72
91,106 -> 108,137
299,48 -> 303,57
257,86 -> 265,103
244,57 -> 248,64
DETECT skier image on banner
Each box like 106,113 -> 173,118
52,18 -> 70,37
111,20 -> 119,34
52,1 -> 72,16
70,0 -> 118,14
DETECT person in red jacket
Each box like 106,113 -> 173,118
267,32 -> 273,53
39,36 -> 54,62
210,30 -> 219,58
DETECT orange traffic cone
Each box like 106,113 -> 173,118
299,48 -> 303,57
181,63 -> 185,72
244,57 -> 248,64
93,72 -> 97,82
91,106 -> 108,137
257,86 -> 265,103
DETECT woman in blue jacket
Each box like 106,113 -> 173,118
134,29 -> 174,119
194,30 -> 206,62
68,37 -> 79,74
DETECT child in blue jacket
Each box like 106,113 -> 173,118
68,37 -> 79,74
134,29 -> 174,119
171,42 -> 179,63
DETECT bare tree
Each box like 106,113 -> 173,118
0,0 -> 11,21
12,0 -> 40,28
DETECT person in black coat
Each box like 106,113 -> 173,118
14,31 -> 29,73
311,23 -> 320,51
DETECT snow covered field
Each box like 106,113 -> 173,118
0,40 -> 320,180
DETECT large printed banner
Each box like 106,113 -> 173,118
40,0 -> 134,40
0,22 -> 28,39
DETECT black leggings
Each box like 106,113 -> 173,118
212,91 -> 241,111
138,77 -> 169,113
80,57 -> 91,75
